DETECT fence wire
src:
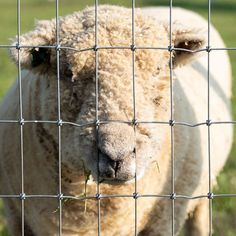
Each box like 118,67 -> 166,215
0,0 -> 235,235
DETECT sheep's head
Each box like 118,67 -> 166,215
10,6 -> 205,184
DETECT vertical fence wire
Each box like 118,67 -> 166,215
207,0 -> 213,235
55,0 -> 63,235
131,1 -> 139,235
16,0 -> 25,235
94,1 -> 101,235
168,0 -> 176,235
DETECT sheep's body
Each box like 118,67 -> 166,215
0,6 -> 232,236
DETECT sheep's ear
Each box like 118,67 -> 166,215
172,24 -> 206,67
10,20 -> 56,72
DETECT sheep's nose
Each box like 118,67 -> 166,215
98,149 -> 135,181
98,123 -> 135,162
97,124 -> 136,181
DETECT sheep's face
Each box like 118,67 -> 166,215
58,46 -> 171,183
62,63 -> 171,183
11,6 -> 205,183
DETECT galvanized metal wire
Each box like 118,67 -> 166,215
94,1 -> 102,235
16,0 -> 25,235
168,1 -> 176,235
0,0 -> 235,235
207,0 -> 213,234
55,0 -> 63,235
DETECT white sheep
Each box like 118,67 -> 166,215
0,5 -> 232,236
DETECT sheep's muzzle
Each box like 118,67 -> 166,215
98,149 -> 136,183
97,123 -> 136,183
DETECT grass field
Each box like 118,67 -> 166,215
0,0 -> 236,235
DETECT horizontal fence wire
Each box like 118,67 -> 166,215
2,44 -> 236,52
0,0 -> 235,235
0,120 -> 234,128
2,193 -> 236,200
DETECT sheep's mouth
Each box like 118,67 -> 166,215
99,178 -> 134,185
98,162 -> 136,185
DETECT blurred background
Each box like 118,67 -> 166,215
0,0 -> 236,235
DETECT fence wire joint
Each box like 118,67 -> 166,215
206,46 -> 212,52
132,119 -> 138,126
206,119 -> 212,126
19,118 -> 25,126
170,193 -> 176,200
20,193 -> 26,200
169,119 -> 175,126
58,193 -> 64,200
94,45 -> 99,51
131,44 -> 136,51
207,192 -> 214,199
16,43 -> 21,50
133,192 -> 139,199
168,45 -> 174,52
55,44 -> 61,51
57,119 -> 63,126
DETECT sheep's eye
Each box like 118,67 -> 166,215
59,63 -> 73,81
73,91 -> 78,100
30,48 -> 50,68
64,66 -> 73,78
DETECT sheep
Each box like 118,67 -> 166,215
0,5 -> 232,236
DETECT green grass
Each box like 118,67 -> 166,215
0,201 -> 7,236
1,0 -> 236,235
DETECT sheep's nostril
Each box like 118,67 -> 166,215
98,149 -> 113,164
98,150 -> 123,179
133,148 -> 136,154
98,150 -> 115,178
114,161 -> 120,174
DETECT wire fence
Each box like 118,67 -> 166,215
0,0 -> 235,235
